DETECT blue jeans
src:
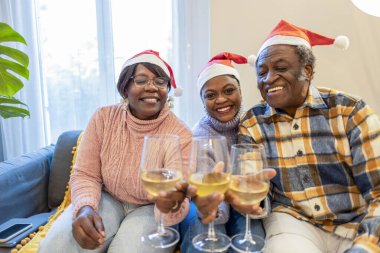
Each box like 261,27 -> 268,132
180,202 -> 265,253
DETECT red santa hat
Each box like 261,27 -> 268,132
197,52 -> 247,93
122,49 -> 182,97
248,20 -> 349,66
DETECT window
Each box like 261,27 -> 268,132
37,0 -> 173,143
0,0 -> 209,160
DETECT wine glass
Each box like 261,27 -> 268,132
140,134 -> 183,248
189,135 -> 232,252
229,143 -> 269,253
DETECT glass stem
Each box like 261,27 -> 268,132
157,211 -> 166,235
244,214 -> 255,244
207,221 -> 217,240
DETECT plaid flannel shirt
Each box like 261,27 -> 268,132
239,86 -> 380,252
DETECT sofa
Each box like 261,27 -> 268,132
0,130 -> 82,252
0,130 -> 184,253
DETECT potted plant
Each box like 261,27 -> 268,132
0,22 -> 29,119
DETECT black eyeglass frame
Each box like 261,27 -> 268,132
130,75 -> 170,89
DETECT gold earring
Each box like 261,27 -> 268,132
167,96 -> 174,109
121,98 -> 128,111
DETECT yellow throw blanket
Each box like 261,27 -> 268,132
15,132 -> 181,253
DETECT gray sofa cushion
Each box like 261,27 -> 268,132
0,145 -> 54,224
48,131 -> 82,209
48,130 -> 82,209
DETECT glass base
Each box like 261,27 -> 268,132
141,227 -> 179,249
231,234 -> 265,253
192,232 -> 231,252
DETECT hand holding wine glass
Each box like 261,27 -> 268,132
228,143 -> 271,253
225,169 -> 276,216
153,181 -> 189,213
189,136 -> 231,252
189,161 -> 226,224
140,134 -> 184,248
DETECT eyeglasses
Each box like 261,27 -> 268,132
130,75 -> 169,89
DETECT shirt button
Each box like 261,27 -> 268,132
314,204 -> 320,211
293,124 -> 299,130
303,175 -> 310,183
297,150 -> 303,156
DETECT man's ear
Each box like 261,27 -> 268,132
305,65 -> 314,81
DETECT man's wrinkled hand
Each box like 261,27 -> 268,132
225,168 -> 276,215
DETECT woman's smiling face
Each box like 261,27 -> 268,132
201,75 -> 241,122
126,64 -> 168,120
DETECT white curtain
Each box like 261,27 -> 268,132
0,0 -> 48,160
171,0 -> 211,128
0,0 -> 211,161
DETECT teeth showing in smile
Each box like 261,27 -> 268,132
217,106 -> 231,112
268,86 -> 283,93
142,98 -> 158,103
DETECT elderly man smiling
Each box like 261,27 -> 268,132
239,20 -> 380,253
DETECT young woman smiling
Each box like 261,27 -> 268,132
180,52 -> 268,253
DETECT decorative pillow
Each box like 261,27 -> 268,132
48,130 -> 82,209
16,132 -> 83,253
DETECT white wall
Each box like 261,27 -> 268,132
210,0 -> 380,113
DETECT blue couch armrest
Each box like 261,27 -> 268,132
0,145 -> 54,225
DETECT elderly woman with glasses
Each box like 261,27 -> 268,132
38,50 -> 192,253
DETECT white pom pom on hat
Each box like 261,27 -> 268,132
197,52 -> 247,94
247,20 -> 350,67
247,54 -> 257,67
333,35 -> 349,50
122,49 -> 182,97
173,86 -> 183,97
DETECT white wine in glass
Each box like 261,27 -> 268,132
189,135 -> 231,252
141,169 -> 183,197
229,143 -> 269,253
140,134 -> 183,248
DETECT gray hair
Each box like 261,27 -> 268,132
294,45 -> 315,81
294,45 -> 316,69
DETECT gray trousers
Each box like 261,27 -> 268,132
38,192 -> 176,253
263,212 -> 353,253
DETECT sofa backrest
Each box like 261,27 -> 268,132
48,130 -> 82,209
0,146 -> 54,224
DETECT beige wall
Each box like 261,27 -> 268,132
210,0 -> 380,113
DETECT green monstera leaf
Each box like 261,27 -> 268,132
0,22 -> 30,118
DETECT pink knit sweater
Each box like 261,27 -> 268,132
70,103 -> 192,225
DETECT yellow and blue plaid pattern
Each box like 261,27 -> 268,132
239,86 -> 380,251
